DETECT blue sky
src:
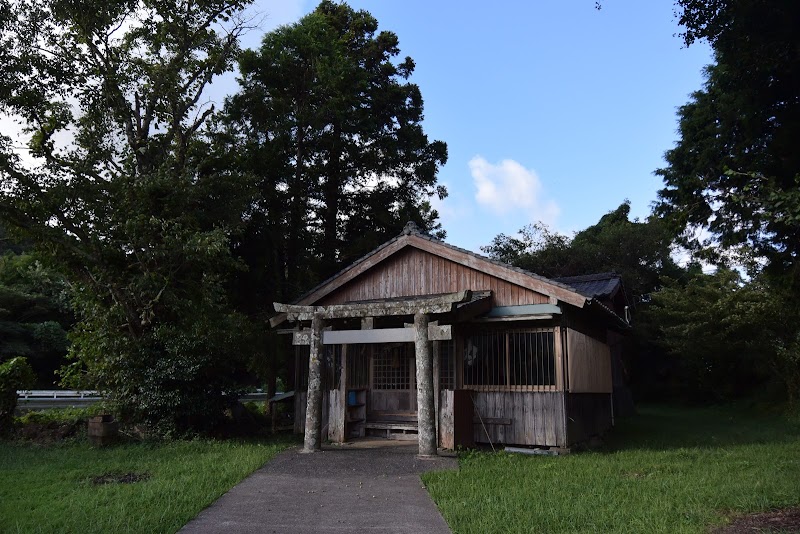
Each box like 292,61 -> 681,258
3,1 -> 713,254
248,1 -> 709,253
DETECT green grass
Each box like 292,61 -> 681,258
423,404 -> 800,533
0,436 -> 295,533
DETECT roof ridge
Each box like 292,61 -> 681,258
554,272 -> 620,282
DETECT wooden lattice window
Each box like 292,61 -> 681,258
508,331 -> 555,387
323,344 -> 342,391
347,344 -> 370,389
463,332 -> 506,386
372,343 -> 412,390
462,329 -> 556,390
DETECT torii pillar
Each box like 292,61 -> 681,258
274,291 -> 472,456
414,312 -> 437,457
302,312 -> 325,453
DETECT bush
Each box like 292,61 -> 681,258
0,357 -> 35,432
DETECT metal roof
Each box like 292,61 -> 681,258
554,272 -> 622,300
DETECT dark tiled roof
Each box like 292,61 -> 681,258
292,221 -> 581,305
554,273 -> 621,300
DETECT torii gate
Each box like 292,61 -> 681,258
273,290 -> 472,457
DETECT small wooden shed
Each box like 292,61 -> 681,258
271,223 -> 629,453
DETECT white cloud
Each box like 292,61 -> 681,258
469,156 -> 560,224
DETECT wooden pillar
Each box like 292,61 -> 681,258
433,340 -> 441,447
414,312 -> 437,457
303,312 -> 325,453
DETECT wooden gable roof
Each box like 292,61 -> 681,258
292,223 -> 588,309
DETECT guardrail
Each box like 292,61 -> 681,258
16,390 -> 270,411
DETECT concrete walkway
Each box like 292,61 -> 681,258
181,440 -> 458,534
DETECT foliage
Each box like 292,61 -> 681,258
644,269 -> 800,403
424,404 -> 800,533
225,0 -> 448,301
0,437 -> 294,533
0,0 -> 257,434
0,357 -> 34,431
483,201 -> 680,302
657,0 -> 800,279
16,405 -> 104,427
0,249 -> 71,387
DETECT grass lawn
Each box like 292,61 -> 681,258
423,404 -> 800,533
0,436 -> 295,533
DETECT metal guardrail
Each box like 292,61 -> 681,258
16,390 -> 270,411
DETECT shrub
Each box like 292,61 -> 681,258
0,357 -> 35,432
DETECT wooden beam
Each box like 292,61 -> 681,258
269,312 -> 288,328
471,314 -> 555,323
472,417 -> 512,425
450,291 -> 493,322
274,291 -> 471,321
292,325 -> 452,345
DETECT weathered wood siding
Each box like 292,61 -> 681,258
565,393 -> 613,444
566,328 -> 612,393
438,390 -> 474,449
369,390 -> 415,414
470,391 -> 566,447
294,391 -> 307,434
328,389 -> 345,443
319,247 -> 549,306
439,390 -> 454,449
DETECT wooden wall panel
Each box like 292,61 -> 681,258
566,328 -> 612,393
319,247 -> 549,306
470,391 -> 566,447
368,390 -> 414,414
439,390 -> 454,449
565,393 -> 613,444
294,391 -> 307,435
327,390 -> 345,443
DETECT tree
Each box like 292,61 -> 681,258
656,0 -> 800,281
645,268 -> 800,403
225,0 -> 448,302
0,251 -> 71,388
0,0 -> 256,434
483,202 -> 680,301
0,357 -> 35,432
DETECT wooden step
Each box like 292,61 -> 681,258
364,421 -> 418,431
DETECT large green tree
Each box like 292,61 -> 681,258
645,268 -> 800,403
225,0 -> 448,303
656,0 -> 800,280
0,250 -> 71,388
0,0 -> 255,433
483,202 -> 680,301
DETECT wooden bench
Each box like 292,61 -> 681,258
364,421 -> 418,440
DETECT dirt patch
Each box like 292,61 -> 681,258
90,472 -> 150,485
712,507 -> 800,533
14,420 -> 81,444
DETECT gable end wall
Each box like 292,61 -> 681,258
318,247 -> 550,306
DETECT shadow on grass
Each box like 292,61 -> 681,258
604,403 -> 800,452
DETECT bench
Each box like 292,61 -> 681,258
364,421 -> 418,440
